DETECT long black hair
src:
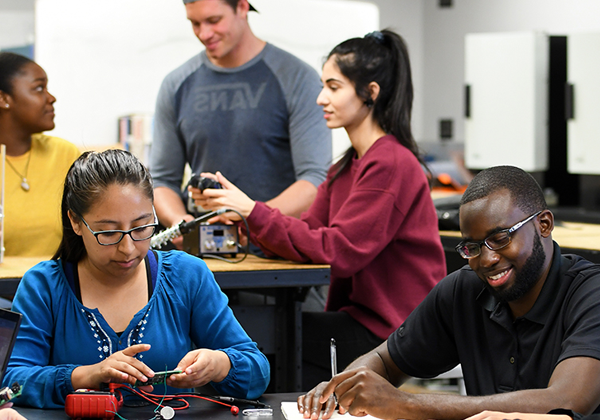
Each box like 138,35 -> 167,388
0,52 -> 34,95
53,149 -> 154,262
327,29 -> 427,185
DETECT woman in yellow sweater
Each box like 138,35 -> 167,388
0,52 -> 80,256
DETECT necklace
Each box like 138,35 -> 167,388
5,151 -> 32,192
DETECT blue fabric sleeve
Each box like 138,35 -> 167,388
4,261 -> 77,408
164,252 -> 270,399
4,253 -> 270,407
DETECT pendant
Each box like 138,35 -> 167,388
21,178 -> 30,192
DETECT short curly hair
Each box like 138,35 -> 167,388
460,166 -> 547,215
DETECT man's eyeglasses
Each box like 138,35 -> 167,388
455,210 -> 543,259
79,208 -> 158,246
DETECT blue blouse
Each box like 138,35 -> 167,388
4,250 -> 270,408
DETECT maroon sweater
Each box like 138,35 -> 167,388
246,135 -> 446,339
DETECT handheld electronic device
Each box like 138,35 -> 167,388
183,223 -> 239,257
0,383 -> 20,407
134,369 -> 183,387
187,174 -> 222,192
65,389 -> 123,420
0,308 -> 22,406
151,209 -> 228,250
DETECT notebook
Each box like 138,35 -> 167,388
0,308 -> 22,405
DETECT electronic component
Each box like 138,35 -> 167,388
0,309 -> 22,406
183,223 -> 238,257
209,395 -> 269,408
134,369 -> 182,387
160,405 -> 175,419
187,174 -> 222,192
65,389 -> 123,420
0,382 -> 21,406
112,385 -> 249,417
186,174 -> 223,214
151,209 -> 228,250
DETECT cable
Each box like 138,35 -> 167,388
111,384 -> 268,415
151,209 -> 229,249
112,385 -> 189,411
202,394 -> 269,408
151,208 -> 251,264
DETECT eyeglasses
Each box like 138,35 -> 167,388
455,210 -> 543,259
79,208 -> 158,246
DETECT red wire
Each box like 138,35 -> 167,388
170,393 -> 234,408
111,384 -> 235,412
110,384 -> 189,411
139,389 -> 234,409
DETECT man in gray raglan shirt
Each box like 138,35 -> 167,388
150,0 -> 331,237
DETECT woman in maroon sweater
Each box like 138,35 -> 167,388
196,29 -> 446,388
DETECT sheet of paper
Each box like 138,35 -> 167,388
281,402 -> 379,420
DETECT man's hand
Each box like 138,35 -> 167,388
154,187 -> 195,249
299,367 -> 407,420
298,381 -> 337,420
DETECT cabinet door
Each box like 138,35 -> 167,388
464,32 -> 548,171
567,33 -> 600,175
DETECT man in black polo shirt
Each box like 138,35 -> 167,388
298,165 -> 600,420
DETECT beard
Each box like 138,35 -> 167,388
485,231 -> 546,302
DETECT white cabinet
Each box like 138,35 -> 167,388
464,32 -> 548,171
567,33 -> 600,175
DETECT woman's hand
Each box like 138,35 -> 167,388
190,172 -> 256,220
0,407 -> 26,420
71,344 -> 154,389
167,349 -> 231,389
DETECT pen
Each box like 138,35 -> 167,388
330,338 -> 338,377
242,408 -> 273,417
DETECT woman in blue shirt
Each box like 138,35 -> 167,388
3,149 -> 270,408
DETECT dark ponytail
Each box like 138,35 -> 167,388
327,29 -> 428,185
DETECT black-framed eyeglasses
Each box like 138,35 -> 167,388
79,208 -> 158,246
455,210 -> 543,259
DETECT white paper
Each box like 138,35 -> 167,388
281,402 -> 379,420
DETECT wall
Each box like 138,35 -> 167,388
32,0 -> 378,154
352,0 -> 426,142
422,0 -> 600,143
0,0 -> 34,51
2,0 -> 414,154
5,0 -> 600,148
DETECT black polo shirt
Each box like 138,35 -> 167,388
389,242 -> 600,396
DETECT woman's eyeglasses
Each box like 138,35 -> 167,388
79,208 -> 158,246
